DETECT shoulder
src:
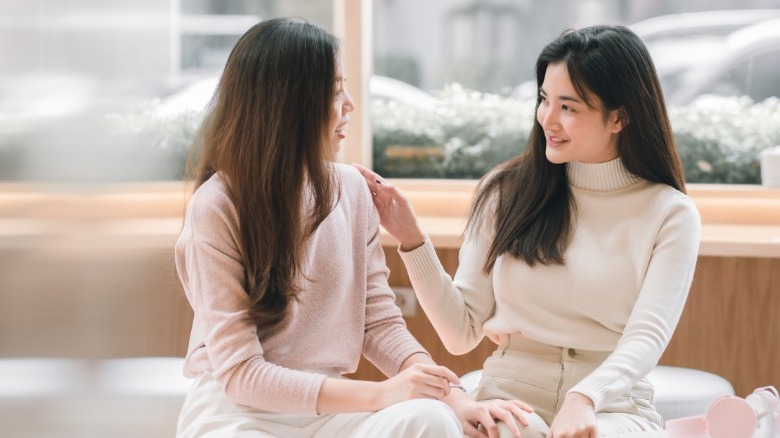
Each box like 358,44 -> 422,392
654,184 -> 699,216
332,162 -> 365,186
645,183 -> 701,232
185,173 -> 239,233
332,162 -> 372,204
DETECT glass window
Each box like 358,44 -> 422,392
0,0 -> 331,182
371,1 -> 780,183
0,1 -> 778,185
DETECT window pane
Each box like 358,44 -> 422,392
0,0 -> 331,182
372,1 -> 780,183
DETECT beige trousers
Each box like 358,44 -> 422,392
475,334 -> 664,438
176,372 -> 463,438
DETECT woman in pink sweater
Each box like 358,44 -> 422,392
174,17 -> 531,438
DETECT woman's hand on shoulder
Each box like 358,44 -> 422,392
547,392 -> 597,438
447,395 -> 534,438
352,163 -> 425,251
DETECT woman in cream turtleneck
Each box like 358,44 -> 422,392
357,25 -> 700,438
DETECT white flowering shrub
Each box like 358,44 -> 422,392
0,90 -> 777,183
103,102 -> 204,180
669,96 -> 780,184
373,84 -> 535,179
374,89 -> 780,183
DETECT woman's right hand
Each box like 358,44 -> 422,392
353,163 -> 426,251
374,363 -> 460,409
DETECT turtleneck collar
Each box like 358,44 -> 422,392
566,157 -> 642,192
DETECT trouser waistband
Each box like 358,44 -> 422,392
495,333 -> 611,365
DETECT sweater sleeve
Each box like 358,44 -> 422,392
569,195 -> 701,410
399,211 -> 497,355
361,186 -> 430,376
179,196 -> 325,415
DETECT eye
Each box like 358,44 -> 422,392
562,104 -> 574,112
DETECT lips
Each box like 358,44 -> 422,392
545,135 -> 568,148
335,120 -> 348,139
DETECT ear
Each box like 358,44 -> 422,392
609,107 -> 629,133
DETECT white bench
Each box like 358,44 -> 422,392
460,365 -> 735,421
0,357 -> 191,437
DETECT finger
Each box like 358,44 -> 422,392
462,422 -> 487,438
352,163 -> 381,191
478,413 -> 500,438
492,407 -> 524,435
501,406 -> 529,427
501,403 -> 532,426
352,162 -> 378,180
420,364 -> 461,385
377,179 -> 408,202
352,163 -> 384,187
513,400 -> 535,413
420,373 -> 451,398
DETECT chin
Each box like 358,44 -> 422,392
329,141 -> 343,156
545,148 -> 569,164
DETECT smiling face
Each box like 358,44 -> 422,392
537,62 -> 624,164
324,55 -> 355,156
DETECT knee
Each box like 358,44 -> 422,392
496,412 -> 548,438
389,399 -> 462,436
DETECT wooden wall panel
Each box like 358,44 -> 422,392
661,256 -> 780,397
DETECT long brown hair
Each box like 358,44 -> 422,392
469,25 -> 686,273
186,18 -> 340,332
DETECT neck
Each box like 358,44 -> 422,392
566,157 -> 641,191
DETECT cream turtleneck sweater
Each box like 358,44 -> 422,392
400,158 -> 701,411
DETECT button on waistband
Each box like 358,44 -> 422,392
568,348 -> 576,358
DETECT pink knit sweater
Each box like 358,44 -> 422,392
175,163 -> 428,415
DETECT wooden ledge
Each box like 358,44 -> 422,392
0,181 -> 778,257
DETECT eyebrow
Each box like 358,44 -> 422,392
539,87 -> 583,104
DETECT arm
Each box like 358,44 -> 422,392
567,197 -> 701,409
549,196 -> 701,438
360,204 -> 432,376
354,164 -> 496,355
180,216 -> 326,415
183,190 -> 461,416
316,353 -> 458,414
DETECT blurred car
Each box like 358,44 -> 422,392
512,10 -> 780,106
368,75 -> 437,110
630,9 -> 780,42
156,74 -> 436,116
640,15 -> 780,105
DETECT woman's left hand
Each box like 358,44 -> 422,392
447,391 -> 535,438
547,392 -> 597,438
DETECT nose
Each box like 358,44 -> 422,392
538,104 -> 559,131
343,89 -> 355,114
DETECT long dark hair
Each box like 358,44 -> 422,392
469,25 -> 685,272
186,18 -> 340,331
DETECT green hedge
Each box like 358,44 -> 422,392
1,90 -> 778,183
